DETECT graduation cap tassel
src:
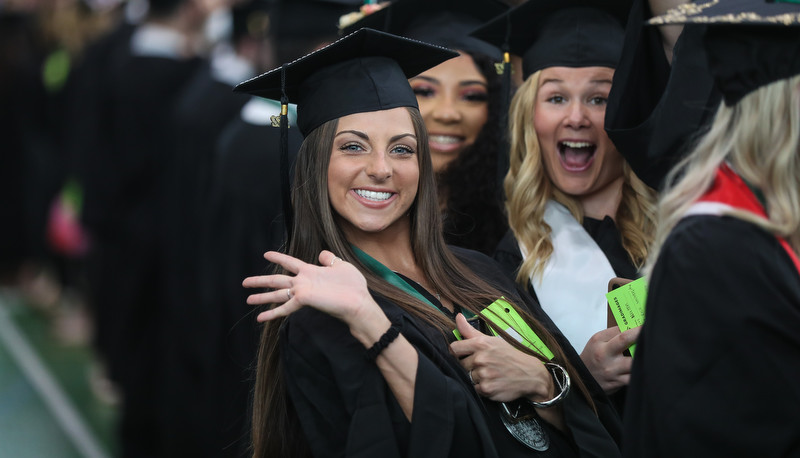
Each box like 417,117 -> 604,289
496,14 -> 513,205
279,63 -> 294,246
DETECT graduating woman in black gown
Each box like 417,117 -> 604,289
239,28 -> 622,457
624,2 -> 800,456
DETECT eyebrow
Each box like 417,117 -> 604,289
390,133 -> 417,143
540,78 -> 613,87
335,130 -> 368,140
410,75 -> 488,88
335,130 -> 417,143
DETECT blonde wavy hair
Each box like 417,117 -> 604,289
646,75 -> 800,274
505,71 -> 658,285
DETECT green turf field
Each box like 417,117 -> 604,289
0,291 -> 118,457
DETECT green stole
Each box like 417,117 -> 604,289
351,245 -> 475,319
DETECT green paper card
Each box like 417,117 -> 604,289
453,297 -> 554,361
606,277 -> 648,356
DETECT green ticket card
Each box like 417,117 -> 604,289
453,297 -> 554,361
605,277 -> 648,356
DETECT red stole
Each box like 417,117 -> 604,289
696,164 -> 800,274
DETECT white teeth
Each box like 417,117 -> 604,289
355,189 -> 392,201
561,141 -> 594,148
429,135 -> 461,144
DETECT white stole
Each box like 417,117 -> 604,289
521,201 -> 616,353
683,201 -> 733,218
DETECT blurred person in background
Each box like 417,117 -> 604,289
158,0 -> 278,455
63,0 -> 225,453
0,0 -> 119,307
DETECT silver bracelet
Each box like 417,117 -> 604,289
527,362 -> 571,409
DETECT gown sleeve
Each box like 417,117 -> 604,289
624,216 -> 800,457
281,303 -> 501,458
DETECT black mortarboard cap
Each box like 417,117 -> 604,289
339,0 -> 508,60
648,0 -> 800,106
233,27 -> 457,241
235,27 -> 458,136
472,0 -> 632,80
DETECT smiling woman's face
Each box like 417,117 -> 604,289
409,54 -> 489,173
534,66 -> 624,199
327,107 -> 419,243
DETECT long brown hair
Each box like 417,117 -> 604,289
252,107 -> 594,457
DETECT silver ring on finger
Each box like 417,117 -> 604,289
286,288 -> 292,300
330,257 -> 341,267
469,369 -> 478,385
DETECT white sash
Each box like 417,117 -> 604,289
521,201 -> 616,353
683,201 -> 733,218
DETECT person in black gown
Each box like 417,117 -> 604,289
240,28 -> 622,458
475,1 -> 656,412
70,0 -> 210,453
0,9 -> 54,279
155,2 -> 275,454
624,1 -> 800,456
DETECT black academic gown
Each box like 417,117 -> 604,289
158,60 -> 252,457
605,0 -> 720,190
87,53 -> 202,376
624,216 -> 800,457
72,23 -> 202,456
493,217 -> 637,415
194,108 -> 303,456
281,247 -> 622,458
0,11 -> 67,273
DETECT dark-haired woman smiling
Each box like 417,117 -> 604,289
411,51 -> 509,255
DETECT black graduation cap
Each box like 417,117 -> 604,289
647,0 -> 800,106
233,27 -> 458,240
472,0 -> 632,80
339,0 -> 509,61
235,27 -> 458,136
